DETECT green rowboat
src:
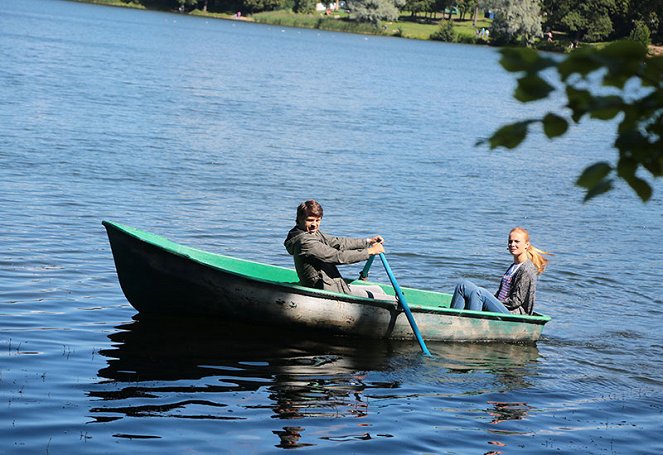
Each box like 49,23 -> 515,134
102,221 -> 550,343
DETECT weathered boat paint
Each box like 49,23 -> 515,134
102,221 -> 550,343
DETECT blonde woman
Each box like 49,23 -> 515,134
450,227 -> 551,315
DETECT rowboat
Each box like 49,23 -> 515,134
102,220 -> 551,343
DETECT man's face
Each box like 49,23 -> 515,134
298,215 -> 322,234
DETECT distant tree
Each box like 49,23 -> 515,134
541,0 -> 627,42
430,18 -> 456,41
455,0 -> 483,22
491,0 -> 542,46
241,0 -> 285,12
294,0 -> 316,13
178,0 -> 199,10
433,0 -> 452,20
629,19 -> 652,47
403,0 -> 433,18
469,0 -> 496,27
481,41 -> 663,202
349,0 -> 405,25
628,0 -> 663,39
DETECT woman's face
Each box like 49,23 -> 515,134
508,230 -> 530,257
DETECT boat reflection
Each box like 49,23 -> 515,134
91,315 -> 407,422
90,315 -> 540,445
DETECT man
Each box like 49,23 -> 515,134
284,200 -> 386,296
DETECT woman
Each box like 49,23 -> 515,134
450,227 -> 551,315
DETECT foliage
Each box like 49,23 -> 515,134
242,0 -> 285,12
403,0 -> 433,16
481,41 -> 663,201
252,10 -> 384,34
455,0 -> 478,21
490,0 -> 542,46
293,0 -> 315,13
349,0 -> 405,25
629,20 -> 652,48
430,19 -> 456,41
539,0 -> 660,43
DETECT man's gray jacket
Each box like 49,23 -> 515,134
284,226 -> 371,294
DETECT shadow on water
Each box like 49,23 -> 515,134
89,315 -> 541,447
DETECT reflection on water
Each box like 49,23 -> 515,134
92,316 -> 403,422
91,315 -> 541,446
273,426 -> 313,449
487,401 -> 530,425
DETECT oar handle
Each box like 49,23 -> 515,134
378,253 -> 431,356
359,255 -> 376,280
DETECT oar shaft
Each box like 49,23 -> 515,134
359,255 -> 376,280
378,253 -> 431,356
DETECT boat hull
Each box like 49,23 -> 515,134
103,221 -> 549,343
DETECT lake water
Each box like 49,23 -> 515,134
1,1 -> 662,453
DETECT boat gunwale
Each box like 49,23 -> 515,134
102,220 -> 552,326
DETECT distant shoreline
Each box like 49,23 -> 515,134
68,0 -> 660,54
66,0 -> 517,48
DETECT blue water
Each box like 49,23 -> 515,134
1,1 -> 662,453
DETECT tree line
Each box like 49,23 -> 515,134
127,0 -> 661,45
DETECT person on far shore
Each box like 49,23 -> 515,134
450,227 -> 551,315
284,200 -> 388,298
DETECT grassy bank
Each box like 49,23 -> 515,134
251,10 -> 496,41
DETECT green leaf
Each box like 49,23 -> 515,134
616,157 -> 638,179
582,178 -> 613,202
499,48 -> 555,73
588,95 -> 623,120
641,56 -> 663,87
542,113 -> 569,138
576,162 -> 613,189
515,74 -> 555,102
558,48 -> 602,80
600,40 -> 647,62
566,87 -> 592,122
500,48 -> 539,72
615,130 -> 649,157
599,41 -> 648,88
488,122 -> 530,149
617,106 -> 640,133
624,175 -> 652,201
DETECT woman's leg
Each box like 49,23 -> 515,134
473,287 -> 510,313
451,279 -> 483,310
451,279 -> 510,313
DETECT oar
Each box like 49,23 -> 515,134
359,255 -> 375,280
378,253 -> 431,356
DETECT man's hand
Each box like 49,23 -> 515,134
368,243 -> 385,255
368,235 -> 384,245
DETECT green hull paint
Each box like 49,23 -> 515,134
102,220 -> 551,343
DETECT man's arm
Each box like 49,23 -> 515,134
300,234 -> 372,265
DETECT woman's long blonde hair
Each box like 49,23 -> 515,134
511,227 -> 552,274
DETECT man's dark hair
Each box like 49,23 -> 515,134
296,200 -> 323,221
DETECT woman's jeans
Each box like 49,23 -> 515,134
450,279 -> 510,313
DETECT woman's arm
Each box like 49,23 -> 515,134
502,266 -> 537,314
